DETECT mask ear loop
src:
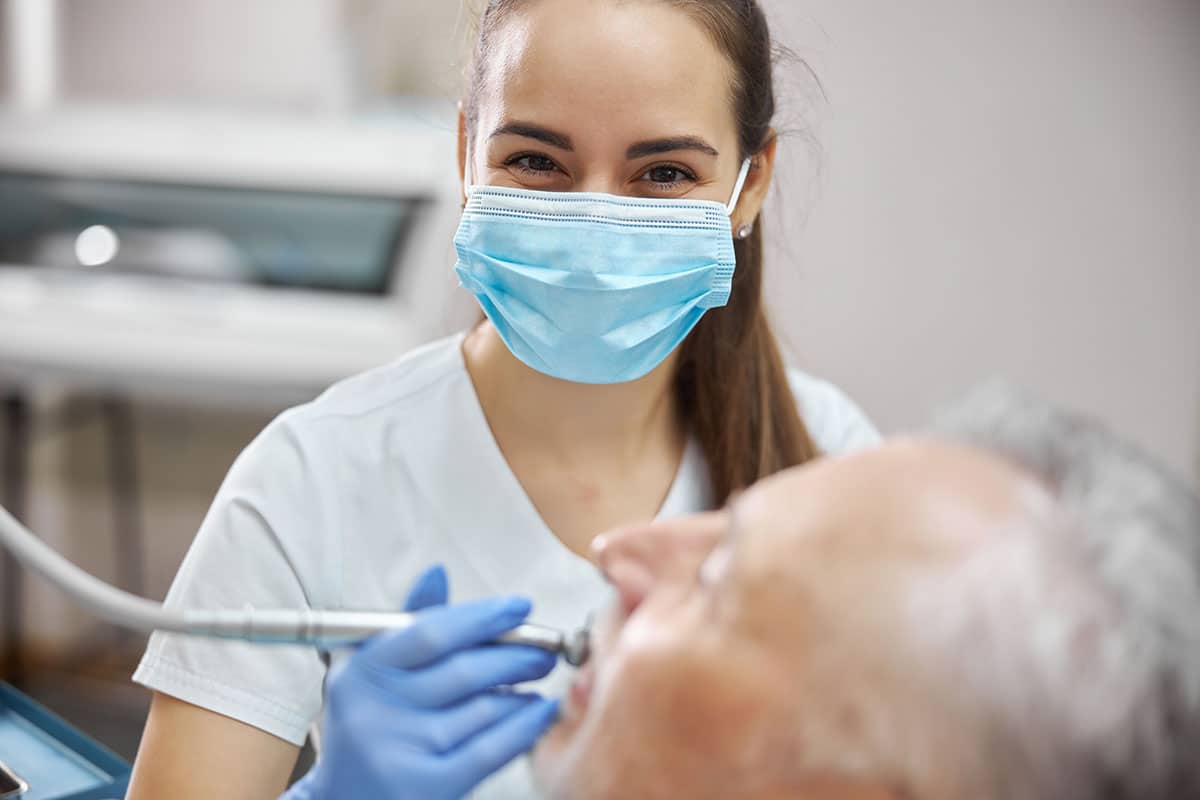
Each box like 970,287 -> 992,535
463,134 -> 475,199
724,157 -> 753,216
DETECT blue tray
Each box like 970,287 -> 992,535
0,683 -> 130,800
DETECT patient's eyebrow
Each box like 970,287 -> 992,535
699,498 -> 745,586
488,121 -> 574,151
626,136 -> 719,160
726,497 -> 747,552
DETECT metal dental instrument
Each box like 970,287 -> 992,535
0,502 -> 591,666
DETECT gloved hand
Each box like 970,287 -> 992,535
281,565 -> 560,800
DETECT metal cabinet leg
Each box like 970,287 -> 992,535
102,398 -> 144,655
103,397 -> 144,583
2,393 -> 31,684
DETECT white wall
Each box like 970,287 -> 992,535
0,6 -> 9,98
59,0 -> 349,111
56,0 -> 468,110
761,1 -> 1200,481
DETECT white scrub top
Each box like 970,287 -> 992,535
133,331 -> 880,798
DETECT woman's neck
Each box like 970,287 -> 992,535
462,322 -> 684,463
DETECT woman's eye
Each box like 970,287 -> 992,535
644,165 -> 695,186
508,154 -> 559,174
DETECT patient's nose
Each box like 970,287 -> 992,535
594,528 -> 659,614
593,513 -> 728,614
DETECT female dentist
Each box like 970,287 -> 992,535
127,1 -> 880,798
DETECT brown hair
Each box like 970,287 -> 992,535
465,0 -> 818,503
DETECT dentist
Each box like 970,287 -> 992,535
127,1 -> 880,798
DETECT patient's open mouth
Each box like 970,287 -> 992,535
567,660 -> 595,717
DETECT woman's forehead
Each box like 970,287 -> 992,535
477,0 -> 738,147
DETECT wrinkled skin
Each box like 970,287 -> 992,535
533,439 -> 1051,800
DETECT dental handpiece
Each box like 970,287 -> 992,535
175,607 -> 592,666
0,501 -> 592,666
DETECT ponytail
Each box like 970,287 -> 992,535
675,219 -> 817,503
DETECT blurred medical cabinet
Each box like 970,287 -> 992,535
0,106 -> 460,403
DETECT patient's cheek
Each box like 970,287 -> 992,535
533,630 -> 779,799
608,641 -> 733,743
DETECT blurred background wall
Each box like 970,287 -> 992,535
0,10 -> 8,97
763,0 -> 1200,485
59,0 -> 467,108
0,0 -> 1197,762
60,0 -> 350,110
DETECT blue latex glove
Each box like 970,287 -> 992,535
282,565 -> 560,800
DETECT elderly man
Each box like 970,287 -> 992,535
532,387 -> 1200,799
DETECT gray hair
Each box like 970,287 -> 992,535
926,384 -> 1200,799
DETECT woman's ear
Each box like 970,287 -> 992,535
457,102 -> 469,207
731,130 -> 778,231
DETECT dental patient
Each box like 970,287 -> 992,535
533,387 -> 1200,800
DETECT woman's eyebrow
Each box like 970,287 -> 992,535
626,136 -> 719,160
485,125 -> 719,161
488,121 -> 574,150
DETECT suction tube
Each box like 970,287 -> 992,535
0,503 -> 589,664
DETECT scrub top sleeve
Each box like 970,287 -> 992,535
133,412 -> 338,746
787,369 -> 882,456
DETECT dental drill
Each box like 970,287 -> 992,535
0,503 -> 591,666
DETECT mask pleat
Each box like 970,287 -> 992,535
453,186 -> 739,384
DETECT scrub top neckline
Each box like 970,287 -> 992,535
451,331 -> 702,569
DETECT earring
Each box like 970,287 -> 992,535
736,223 -> 754,240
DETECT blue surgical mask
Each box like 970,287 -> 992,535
454,153 -> 752,384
